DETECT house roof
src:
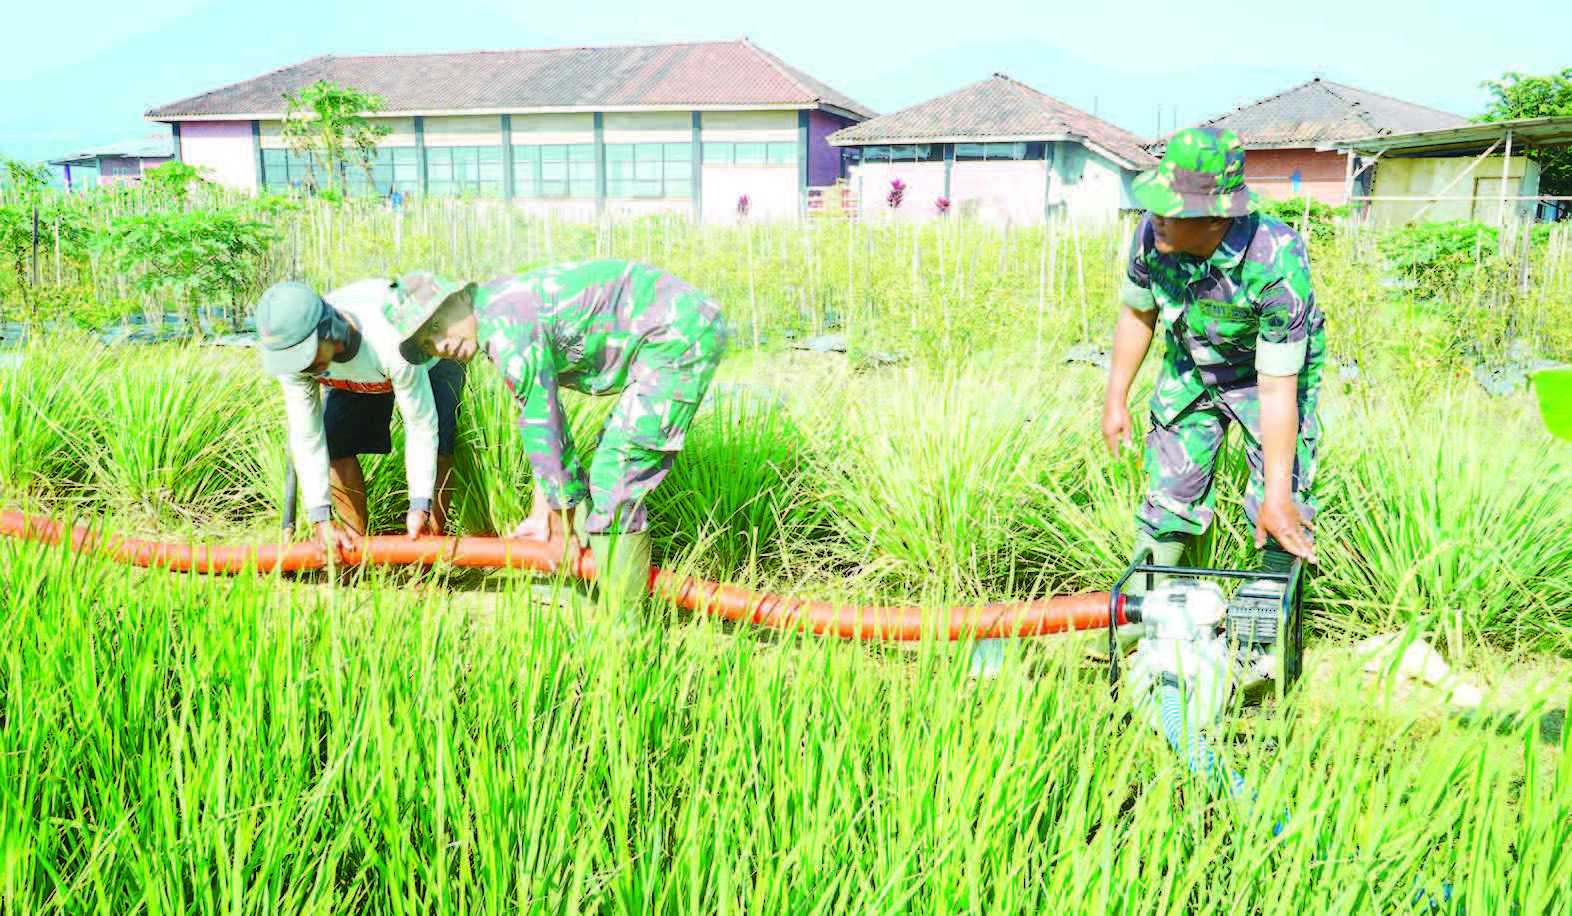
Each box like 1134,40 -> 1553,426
1329,115 -> 1572,156
48,134 -> 174,166
146,39 -> 872,120
1186,78 -> 1467,149
825,74 -> 1156,170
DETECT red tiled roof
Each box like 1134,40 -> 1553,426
147,39 -> 872,119
826,74 -> 1156,169
1184,78 -> 1467,148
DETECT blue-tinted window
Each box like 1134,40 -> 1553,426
513,143 -> 596,198
703,141 -> 798,165
605,142 -> 693,199
425,146 -> 503,197
955,142 -> 1041,162
344,147 -> 419,197
261,148 -> 323,191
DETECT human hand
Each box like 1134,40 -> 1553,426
314,519 -> 356,558
1102,400 -> 1134,455
406,509 -> 436,540
1255,496 -> 1316,564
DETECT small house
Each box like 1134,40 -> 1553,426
1181,77 -> 1466,205
48,135 -> 174,191
1331,116 -> 1572,226
827,74 -> 1156,224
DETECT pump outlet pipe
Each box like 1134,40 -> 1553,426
0,510 -> 1119,643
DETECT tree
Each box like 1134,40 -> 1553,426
141,161 -> 211,204
1,159 -> 51,200
92,208 -> 276,333
1479,68 -> 1572,201
280,81 -> 390,193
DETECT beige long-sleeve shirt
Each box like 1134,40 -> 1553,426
275,279 -> 439,523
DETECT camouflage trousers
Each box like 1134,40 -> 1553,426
584,302 -> 726,535
1137,386 -> 1320,542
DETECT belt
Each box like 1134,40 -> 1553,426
319,377 -> 393,395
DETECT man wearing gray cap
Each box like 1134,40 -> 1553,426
256,279 -> 466,554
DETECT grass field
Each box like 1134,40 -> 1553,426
1,200 -> 1570,911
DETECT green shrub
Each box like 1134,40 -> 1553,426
1256,195 -> 1348,242
91,207 -> 276,328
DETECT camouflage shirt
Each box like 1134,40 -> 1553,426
1120,212 -> 1325,424
476,259 -> 724,510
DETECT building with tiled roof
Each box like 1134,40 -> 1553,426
827,75 -> 1156,224
147,39 -> 871,222
1175,77 -> 1467,205
48,134 -> 174,191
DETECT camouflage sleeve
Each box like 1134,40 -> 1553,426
1255,233 -> 1315,376
513,345 -> 590,511
1120,216 -> 1157,312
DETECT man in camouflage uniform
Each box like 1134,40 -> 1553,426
386,260 -> 727,602
1102,127 -> 1324,572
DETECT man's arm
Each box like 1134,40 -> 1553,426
1253,229 -> 1317,562
517,364 -> 590,512
388,361 -> 440,538
1103,220 -> 1159,453
278,374 -> 355,552
1256,372 -> 1314,562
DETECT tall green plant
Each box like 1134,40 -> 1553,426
280,81 -> 391,193
140,160 -> 210,204
91,207 -> 276,330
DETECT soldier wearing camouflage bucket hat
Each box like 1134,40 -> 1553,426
387,259 -> 727,608
1103,127 -> 1326,576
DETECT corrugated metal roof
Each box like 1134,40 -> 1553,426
146,40 -> 872,119
1330,115 -> 1572,155
825,74 -> 1156,169
1187,78 -> 1467,148
48,134 -> 174,166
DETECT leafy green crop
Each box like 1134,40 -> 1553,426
1532,365 -> 1572,440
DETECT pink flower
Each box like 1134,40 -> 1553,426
936,196 -> 951,215
887,179 -> 906,209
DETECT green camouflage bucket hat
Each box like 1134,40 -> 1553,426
1131,127 -> 1253,218
385,271 -> 475,365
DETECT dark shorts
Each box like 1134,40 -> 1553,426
323,359 -> 466,460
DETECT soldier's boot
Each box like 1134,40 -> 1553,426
589,531 -> 653,630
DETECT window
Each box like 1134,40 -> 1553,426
513,143 -> 596,198
344,147 -> 419,197
954,142 -> 1046,161
702,141 -> 798,165
261,149 -> 324,191
852,144 -> 940,163
425,146 -> 504,197
606,142 -> 692,198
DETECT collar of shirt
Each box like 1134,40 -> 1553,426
1206,214 -> 1256,272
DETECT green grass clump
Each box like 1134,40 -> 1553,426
0,541 -> 1565,912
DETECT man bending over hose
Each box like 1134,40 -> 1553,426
256,280 -> 467,553
1102,127 -> 1324,574
385,260 -> 727,603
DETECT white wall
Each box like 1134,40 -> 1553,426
701,167 -> 798,223
1048,148 -> 1132,225
179,121 -> 257,191
849,162 -> 948,222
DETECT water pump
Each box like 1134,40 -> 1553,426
1106,554 -> 1305,789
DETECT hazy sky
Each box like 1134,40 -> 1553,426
4,0 -> 1568,163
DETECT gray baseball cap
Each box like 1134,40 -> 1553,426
256,281 -> 328,376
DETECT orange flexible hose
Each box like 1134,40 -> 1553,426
0,509 -> 1119,642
